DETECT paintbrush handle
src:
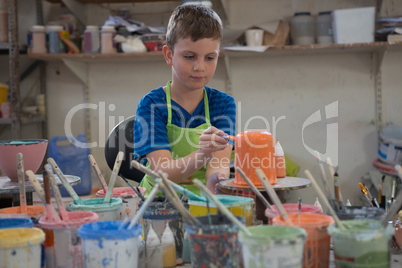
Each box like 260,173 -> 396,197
193,179 -> 250,235
43,171 -> 61,222
120,177 -> 145,201
46,164 -> 69,221
17,153 -> 27,213
131,160 -> 160,179
26,170 -> 46,204
236,167 -> 272,209
48,158 -> 80,203
43,172 -> 51,205
128,183 -> 161,229
255,168 -> 291,224
104,151 -> 124,203
304,170 -> 345,229
196,132 -> 234,141
88,154 -> 108,193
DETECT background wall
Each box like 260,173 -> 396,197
2,0 -> 402,206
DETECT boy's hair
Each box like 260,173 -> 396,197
166,4 -> 223,51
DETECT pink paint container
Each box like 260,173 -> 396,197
265,203 -> 322,224
39,211 -> 99,268
96,187 -> 146,220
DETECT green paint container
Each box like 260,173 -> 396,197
238,225 -> 306,268
328,220 -> 394,267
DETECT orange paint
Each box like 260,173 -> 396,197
234,131 -> 277,186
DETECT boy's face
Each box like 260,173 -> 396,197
164,37 -> 220,92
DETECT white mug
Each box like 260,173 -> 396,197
245,29 -> 264,46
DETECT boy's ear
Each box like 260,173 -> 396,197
163,45 -> 173,66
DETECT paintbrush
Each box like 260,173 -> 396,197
381,189 -> 402,227
193,178 -> 251,235
45,164 -> 69,221
17,153 -> 27,214
298,197 -> 301,225
391,179 -> 396,205
236,166 -> 273,209
104,151 -> 124,203
196,131 -> 235,141
47,158 -> 83,205
43,170 -> 61,222
206,199 -> 212,225
313,151 -> 336,210
26,170 -> 60,219
127,182 -> 161,230
304,170 -> 345,229
255,168 -> 292,225
159,172 -> 200,225
358,183 -> 374,207
88,154 -> 108,193
326,157 -> 344,209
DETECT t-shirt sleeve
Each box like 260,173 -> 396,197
211,93 -> 236,136
133,94 -> 170,159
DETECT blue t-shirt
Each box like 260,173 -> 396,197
134,85 -> 236,159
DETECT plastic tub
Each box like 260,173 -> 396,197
0,205 -> 46,225
328,220 -> 394,267
78,221 -> 142,267
265,203 -> 322,224
185,215 -> 242,267
0,227 -> 45,268
239,225 -> 306,268
39,211 -> 99,268
291,12 -> 315,45
0,218 -> 34,229
96,186 -> 146,220
188,194 -> 254,226
68,197 -> 122,221
316,11 -> 333,44
273,213 -> 334,268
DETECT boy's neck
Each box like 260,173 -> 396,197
168,82 -> 205,115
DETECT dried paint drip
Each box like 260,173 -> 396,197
142,197 -> 184,258
185,215 -> 242,268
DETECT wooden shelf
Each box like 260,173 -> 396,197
27,42 -> 402,63
0,43 -> 10,50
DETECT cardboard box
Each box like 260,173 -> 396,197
332,7 -> 375,44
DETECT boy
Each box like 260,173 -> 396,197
134,4 -> 236,196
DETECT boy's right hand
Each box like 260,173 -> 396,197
198,126 -> 229,158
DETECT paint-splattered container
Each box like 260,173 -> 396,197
336,206 -> 385,221
273,213 -> 334,268
0,227 -> 45,268
0,205 -> 46,225
265,203 -> 322,224
238,225 -> 306,268
142,197 -> 184,257
328,220 -> 394,268
185,215 -> 242,268
188,195 -> 254,226
39,211 -> 99,268
0,218 -> 34,229
78,221 -> 142,268
68,197 -> 122,221
96,186 -> 146,220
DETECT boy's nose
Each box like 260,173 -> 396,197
194,60 -> 205,71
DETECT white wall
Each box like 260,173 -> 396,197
6,0 -> 402,200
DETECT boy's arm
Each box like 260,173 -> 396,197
205,145 -> 232,193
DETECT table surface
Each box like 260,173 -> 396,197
0,174 -> 81,195
219,177 -> 311,191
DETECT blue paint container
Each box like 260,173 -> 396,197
78,221 -> 141,268
0,218 -> 34,229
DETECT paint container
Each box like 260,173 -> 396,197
0,205 -> 46,225
273,213 -> 334,268
67,197 -> 122,221
78,221 -> 142,268
0,218 -> 34,229
0,227 -> 45,268
83,25 -> 100,54
46,25 -> 64,54
39,211 -> 99,268
328,220 -> 394,267
336,206 -> 385,221
394,217 -> 402,249
142,197 -> 184,258
185,215 -> 242,268
96,186 -> 146,220
265,203 -> 322,224
188,195 -> 254,226
238,225 -> 307,268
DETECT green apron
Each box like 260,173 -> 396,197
139,81 -> 211,197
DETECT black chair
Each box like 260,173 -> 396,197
104,115 -> 145,183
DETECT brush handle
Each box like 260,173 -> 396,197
104,151 -> 124,203
131,160 -> 160,179
196,131 -> 235,141
26,170 -> 46,204
255,168 -> 292,224
43,171 -> 61,222
88,154 -> 108,193
236,167 -> 272,209
120,176 -> 145,201
304,170 -> 344,229
128,183 -> 161,230
193,179 -> 250,235
17,153 -> 27,214
46,164 -> 69,221
48,158 -> 80,203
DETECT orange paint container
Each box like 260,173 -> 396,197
234,130 -> 276,186
0,205 -> 46,225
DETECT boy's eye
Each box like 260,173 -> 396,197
184,55 -> 195,59
206,56 -> 216,60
